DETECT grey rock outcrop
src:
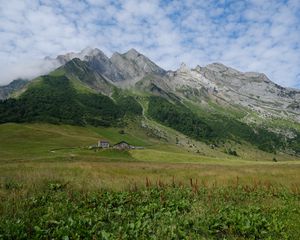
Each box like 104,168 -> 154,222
63,58 -> 114,95
57,48 -> 125,82
110,48 -> 165,81
0,79 -> 28,100
162,62 -> 300,122
55,48 -> 166,84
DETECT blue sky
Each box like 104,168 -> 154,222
0,0 -> 299,88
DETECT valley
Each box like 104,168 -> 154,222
0,48 -> 300,239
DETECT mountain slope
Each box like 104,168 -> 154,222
0,48 -> 300,156
61,58 -> 115,95
0,71 -> 142,126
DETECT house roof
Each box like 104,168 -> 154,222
99,140 -> 109,143
114,141 -> 130,146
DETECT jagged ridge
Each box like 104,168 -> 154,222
1,48 -> 300,155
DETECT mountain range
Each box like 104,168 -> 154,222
0,48 -> 300,156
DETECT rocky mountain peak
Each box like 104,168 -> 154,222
243,72 -> 271,83
0,78 -> 28,100
111,52 -> 122,59
123,48 -> 141,59
110,49 -> 166,82
205,62 -> 237,73
194,65 -> 203,72
81,47 -> 104,57
56,48 -> 107,65
178,63 -> 190,72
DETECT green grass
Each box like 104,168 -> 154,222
90,125 -> 149,147
48,67 -> 66,77
96,149 -> 135,161
0,122 -> 298,163
0,123 -> 98,161
0,123 -> 153,162
0,123 -> 300,239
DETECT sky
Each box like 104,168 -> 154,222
0,0 -> 300,88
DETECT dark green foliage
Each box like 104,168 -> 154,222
147,96 -> 287,152
203,113 -> 284,153
148,96 -> 215,141
116,96 -> 143,116
112,88 -> 143,116
1,185 -> 298,239
0,75 -> 83,125
287,132 -> 300,154
77,93 -> 121,126
253,128 -> 284,153
207,205 -> 287,239
4,179 -> 23,190
0,75 -> 141,127
226,148 -> 238,156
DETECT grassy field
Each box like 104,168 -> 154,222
0,123 -> 300,239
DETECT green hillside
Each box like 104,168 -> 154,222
0,75 -> 142,126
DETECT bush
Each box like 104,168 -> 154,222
226,148 -> 238,156
3,179 -> 23,190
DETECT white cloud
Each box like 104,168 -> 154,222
0,0 -> 299,88
0,57 -> 60,83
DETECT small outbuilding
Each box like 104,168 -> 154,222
98,140 -> 110,148
113,141 -> 132,150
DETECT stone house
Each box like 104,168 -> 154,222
98,140 -> 110,148
113,141 -> 132,150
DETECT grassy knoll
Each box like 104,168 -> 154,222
0,123 -> 151,162
0,123 -> 300,239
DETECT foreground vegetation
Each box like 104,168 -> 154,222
0,123 -> 299,239
1,180 -> 299,239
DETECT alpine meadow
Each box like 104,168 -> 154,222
1,1 -> 300,239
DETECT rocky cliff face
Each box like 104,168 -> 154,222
56,48 -> 165,84
110,48 -> 166,83
0,79 -> 28,100
159,62 -> 300,122
63,58 -> 115,95
57,48 -> 125,82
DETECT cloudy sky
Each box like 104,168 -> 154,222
0,0 -> 300,88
